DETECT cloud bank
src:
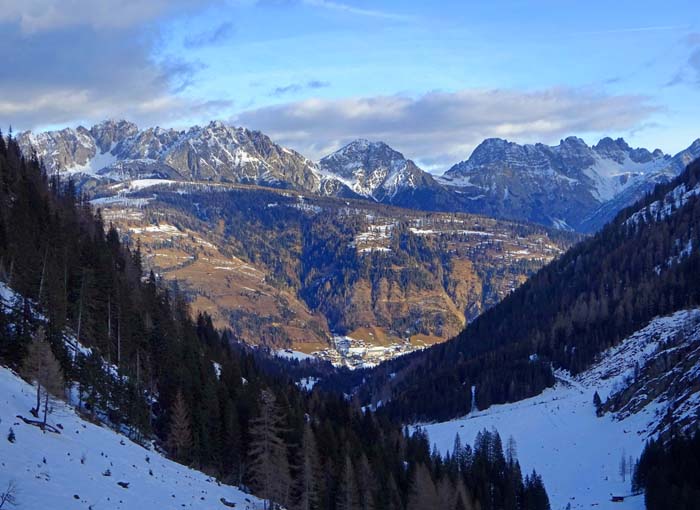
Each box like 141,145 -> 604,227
0,0 -> 228,130
236,88 -> 660,172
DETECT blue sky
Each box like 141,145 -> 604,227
1,0 -> 699,171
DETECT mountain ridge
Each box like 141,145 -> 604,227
17,119 -> 700,232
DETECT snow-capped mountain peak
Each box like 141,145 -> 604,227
318,139 -> 436,201
440,136 -> 697,231
18,120 -> 321,191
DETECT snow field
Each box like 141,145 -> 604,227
0,367 -> 262,510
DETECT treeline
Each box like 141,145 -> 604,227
0,133 -> 551,509
432,429 -> 550,510
358,158 -> 700,422
633,432 -> 700,510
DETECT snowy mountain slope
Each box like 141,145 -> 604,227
0,281 -> 263,508
0,366 -> 263,510
318,140 -> 435,199
421,309 -> 700,510
579,138 -> 700,232
624,176 -> 700,227
18,120 -> 321,192
317,139 -> 467,210
440,136 -> 700,231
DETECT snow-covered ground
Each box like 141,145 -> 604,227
420,310 -> 700,510
0,366 -> 262,510
274,348 -> 315,362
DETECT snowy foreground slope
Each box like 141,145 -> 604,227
0,367 -> 262,510
420,309 -> 700,510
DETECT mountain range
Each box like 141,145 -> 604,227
18,120 -> 700,232
5,114 -> 700,510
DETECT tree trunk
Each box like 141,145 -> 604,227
42,391 -> 49,427
32,383 -> 41,418
117,306 -> 121,368
107,295 -> 112,364
38,247 -> 49,303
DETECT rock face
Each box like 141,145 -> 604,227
20,126 -> 97,171
602,309 -> 700,437
18,120 -> 321,192
90,120 -> 139,154
440,136 -> 700,231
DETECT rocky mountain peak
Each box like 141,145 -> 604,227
18,119 -> 321,191
318,139 -> 439,203
320,139 -> 407,178
560,135 -> 589,148
593,136 -> 633,163
459,138 -> 526,169
90,119 -> 138,154
594,136 -> 629,151
338,139 -> 403,159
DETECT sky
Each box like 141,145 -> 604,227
0,0 -> 699,172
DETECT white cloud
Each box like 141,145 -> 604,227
235,88 -> 660,172
0,0 -> 200,33
0,1 -> 231,130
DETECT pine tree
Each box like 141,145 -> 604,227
384,474 -> 403,510
593,391 -> 602,416
336,454 -> 361,510
522,470 -> 550,510
407,463 -> 440,510
21,327 -> 64,425
294,422 -> 322,510
506,435 -> 518,465
355,452 -> 376,510
167,390 -> 192,463
248,389 -> 290,510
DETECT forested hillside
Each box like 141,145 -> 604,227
358,157 -> 700,422
92,180 -> 574,365
0,134 -> 551,509
633,432 -> 700,510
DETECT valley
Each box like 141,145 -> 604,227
422,309 -> 700,510
94,179 -> 576,366
5,4 -> 700,509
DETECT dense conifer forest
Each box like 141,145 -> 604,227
0,134 -> 552,509
633,432 -> 700,510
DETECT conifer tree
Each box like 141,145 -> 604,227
522,470 -> 550,510
167,390 -> 193,463
593,391 -> 603,416
248,389 -> 290,510
356,452 -> 376,510
21,327 -> 64,425
336,454 -> 361,510
407,463 -> 440,510
294,422 -> 322,510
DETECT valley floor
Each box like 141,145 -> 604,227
423,376 -> 648,510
